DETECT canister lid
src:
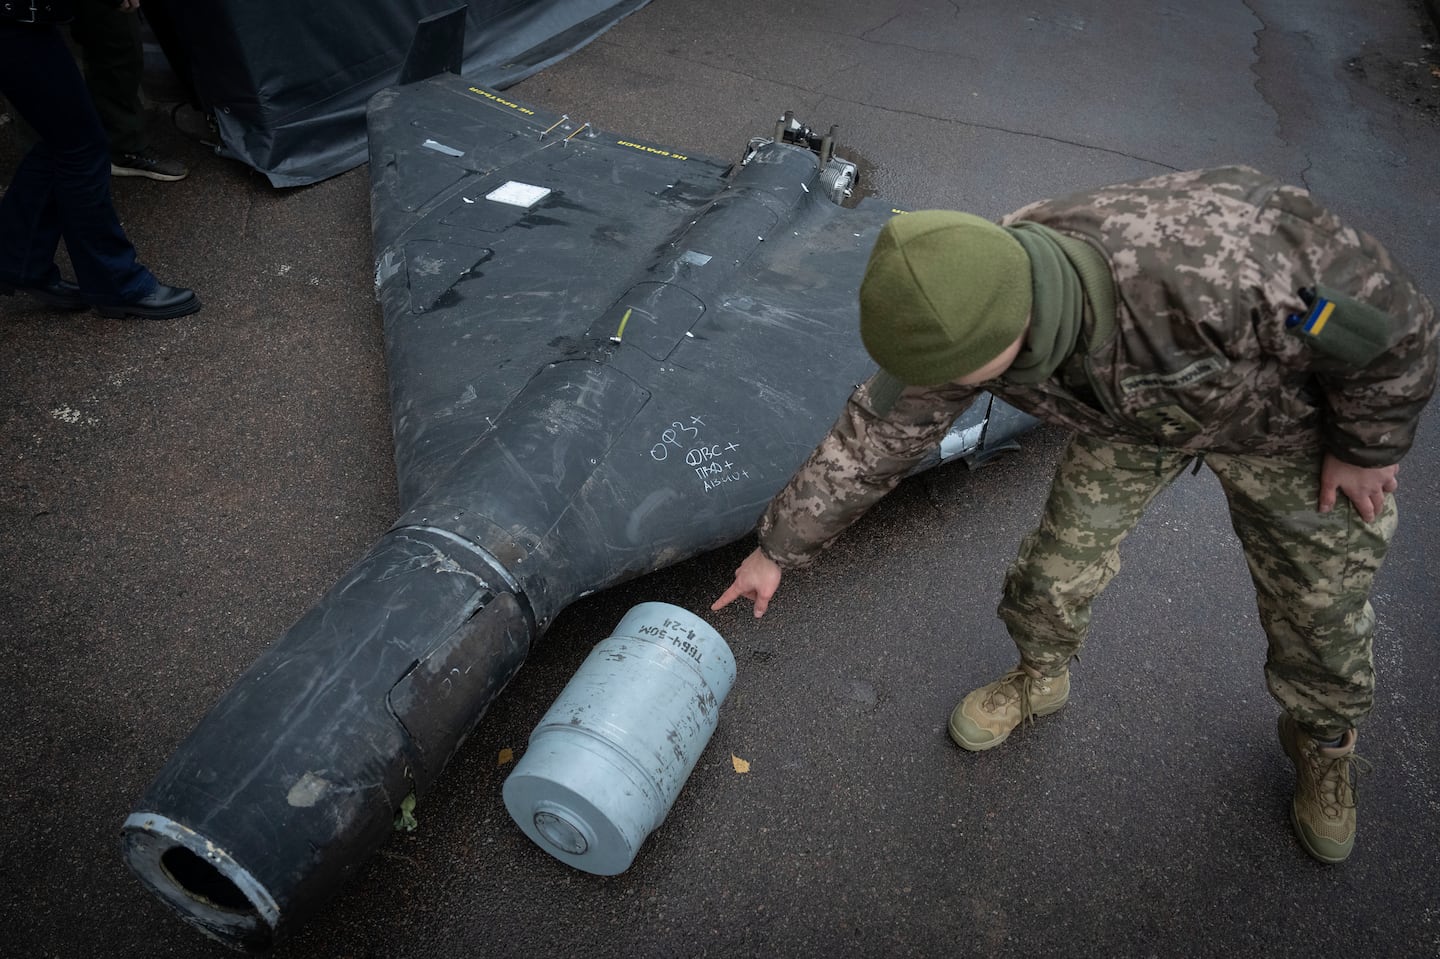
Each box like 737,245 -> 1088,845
533,803 -> 592,855
503,770 -> 640,876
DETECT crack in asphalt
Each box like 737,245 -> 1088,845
858,2 -> 960,43
823,26 -> 979,60
834,93 -> 1181,170
860,13 -> 904,41
1243,0 -> 1311,188
1241,0 -> 1280,132
587,37 -> 1178,171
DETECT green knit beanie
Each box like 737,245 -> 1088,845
859,211 -> 1032,386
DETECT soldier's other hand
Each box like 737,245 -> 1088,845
119,0 -> 141,12
1318,453 -> 1398,523
711,548 -> 783,618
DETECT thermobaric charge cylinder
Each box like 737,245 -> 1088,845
503,602 -> 736,875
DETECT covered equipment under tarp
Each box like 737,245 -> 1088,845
159,0 -> 653,185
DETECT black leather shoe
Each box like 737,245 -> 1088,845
97,284 -> 202,320
0,278 -> 89,311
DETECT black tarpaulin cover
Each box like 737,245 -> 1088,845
164,0 -> 652,186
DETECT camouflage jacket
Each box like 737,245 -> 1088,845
760,167 -> 1437,568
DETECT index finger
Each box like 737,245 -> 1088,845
711,582 -> 744,611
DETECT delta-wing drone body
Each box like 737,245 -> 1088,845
121,70 -> 1036,949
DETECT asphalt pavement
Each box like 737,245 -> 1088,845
3,1 -> 1439,956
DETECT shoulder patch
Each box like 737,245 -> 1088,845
1286,285 -> 1398,367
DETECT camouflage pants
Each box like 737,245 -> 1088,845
998,432 -> 1396,739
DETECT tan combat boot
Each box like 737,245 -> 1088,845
1277,714 -> 1367,864
948,662 -> 1069,751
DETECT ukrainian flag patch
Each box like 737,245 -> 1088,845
1285,284 -> 1398,367
1299,296 -> 1336,336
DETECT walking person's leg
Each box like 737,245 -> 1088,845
70,0 -> 189,181
0,21 -> 155,304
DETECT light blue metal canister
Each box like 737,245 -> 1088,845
502,602 -> 736,875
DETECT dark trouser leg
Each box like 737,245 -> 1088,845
0,145 -> 65,288
70,0 -> 148,155
999,433 -> 1191,675
0,22 -> 155,302
1208,450 -> 1395,740
139,0 -> 200,107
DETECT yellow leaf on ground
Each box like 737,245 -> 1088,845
498,747 -> 514,766
731,754 -> 751,774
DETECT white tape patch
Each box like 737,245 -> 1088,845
486,181 -> 552,208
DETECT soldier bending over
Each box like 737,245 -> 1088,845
712,167 -> 1437,864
